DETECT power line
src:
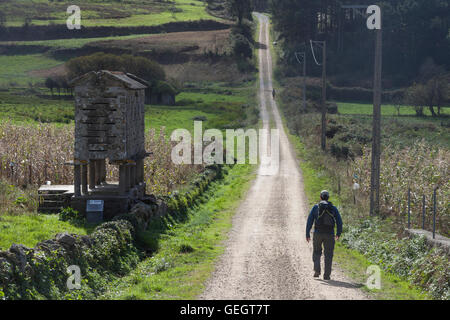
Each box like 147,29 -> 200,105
294,52 -> 305,65
310,40 -> 323,66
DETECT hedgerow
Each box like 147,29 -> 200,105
0,163 -> 225,300
342,218 -> 449,299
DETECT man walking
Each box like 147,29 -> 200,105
306,190 -> 343,280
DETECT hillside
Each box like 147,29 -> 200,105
0,0 -> 224,27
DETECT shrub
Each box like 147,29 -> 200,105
231,33 -> 252,59
342,218 -> 449,300
66,52 -> 165,83
179,243 -> 194,253
59,207 -> 83,223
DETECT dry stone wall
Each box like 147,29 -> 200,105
0,165 -> 223,300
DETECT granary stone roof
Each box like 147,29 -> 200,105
69,70 -> 148,90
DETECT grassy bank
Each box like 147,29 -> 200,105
100,164 -> 256,299
285,129 -> 433,300
337,101 -> 450,117
0,80 -> 258,130
0,0 -> 222,27
269,22 -> 437,298
0,214 -> 90,251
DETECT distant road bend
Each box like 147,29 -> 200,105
199,13 -> 368,300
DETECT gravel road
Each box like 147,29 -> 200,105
199,13 -> 368,300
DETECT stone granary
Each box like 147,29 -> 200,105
66,70 -> 150,219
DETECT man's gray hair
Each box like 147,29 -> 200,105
320,190 -> 330,200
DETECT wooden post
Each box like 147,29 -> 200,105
422,195 -> 426,230
321,41 -> 327,151
74,164 -> 81,197
369,28 -> 382,216
338,175 -> 341,196
303,52 -> 306,112
81,164 -> 88,195
89,161 -> 96,190
407,188 -> 411,229
433,188 -> 437,239
119,165 -> 127,194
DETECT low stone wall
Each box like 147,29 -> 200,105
405,229 -> 450,255
0,165 -> 223,300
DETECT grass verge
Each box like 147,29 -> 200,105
0,213 -> 90,250
284,127 -> 432,300
337,101 -> 450,117
100,164 -> 256,300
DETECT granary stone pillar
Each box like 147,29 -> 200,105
74,164 -> 81,197
100,160 -> 106,183
119,165 -> 127,194
136,158 -> 144,184
89,161 -> 96,190
126,165 -> 132,190
95,160 -> 102,185
81,163 -> 88,195
130,165 -> 136,188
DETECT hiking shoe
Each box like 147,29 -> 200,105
314,272 -> 320,278
323,275 -> 331,280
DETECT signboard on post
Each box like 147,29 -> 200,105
86,200 -> 104,224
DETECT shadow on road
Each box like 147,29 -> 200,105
255,42 -> 267,49
315,279 -> 364,289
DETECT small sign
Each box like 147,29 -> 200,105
86,200 -> 104,224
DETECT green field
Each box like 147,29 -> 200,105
0,78 -> 258,252
1,0 -> 222,27
100,164 -> 255,300
0,214 -> 89,251
0,82 -> 258,131
0,34 -> 158,49
0,54 -> 63,87
337,102 -> 450,117
282,118 -> 432,300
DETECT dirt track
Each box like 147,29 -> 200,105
199,13 -> 369,300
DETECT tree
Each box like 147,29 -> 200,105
227,0 -> 253,25
66,52 -> 166,83
45,77 -> 55,96
423,75 -> 449,116
232,33 -> 253,58
269,0 -> 450,82
405,84 -> 425,116
403,78 -> 449,117
0,12 -> 6,28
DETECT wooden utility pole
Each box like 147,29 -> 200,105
294,52 -> 307,112
321,41 -> 327,151
303,53 -> 306,112
369,27 -> 382,216
340,4 -> 383,216
310,40 -> 327,150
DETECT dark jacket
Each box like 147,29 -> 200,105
306,201 -> 343,239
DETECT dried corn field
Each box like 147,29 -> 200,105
351,141 -> 450,234
0,122 -> 203,197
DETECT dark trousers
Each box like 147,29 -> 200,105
312,233 -> 335,277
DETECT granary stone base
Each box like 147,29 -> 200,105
71,183 -> 147,220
